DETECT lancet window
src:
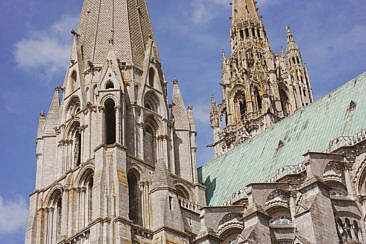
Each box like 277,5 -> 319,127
253,87 -> 262,112
143,123 -> 156,166
44,190 -> 62,244
78,170 -> 94,230
128,170 -> 142,225
234,91 -> 247,118
104,99 -> 116,145
149,68 -> 155,87
279,88 -> 290,116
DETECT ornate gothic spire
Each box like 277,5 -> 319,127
77,0 -> 155,67
286,25 -> 300,52
232,0 -> 261,24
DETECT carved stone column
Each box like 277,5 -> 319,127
98,106 -> 105,146
115,105 -> 121,144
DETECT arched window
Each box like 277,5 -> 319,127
296,57 -> 300,64
149,68 -> 155,87
105,81 -> 114,89
68,121 -> 81,169
253,87 -> 262,112
234,91 -> 246,118
144,92 -> 159,113
279,89 -> 289,116
104,99 -> 116,145
128,170 -> 142,225
45,190 -> 62,243
251,28 -> 256,37
239,30 -> 244,40
144,124 -> 156,165
220,108 -> 228,129
79,170 -> 93,228
292,57 -> 296,65
74,130 -> 81,166
245,28 -> 249,38
176,185 -> 190,200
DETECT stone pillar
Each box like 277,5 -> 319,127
121,97 -> 126,146
67,188 -> 74,237
136,122 -> 144,160
115,105 -> 121,144
98,106 -> 105,146
61,189 -> 68,240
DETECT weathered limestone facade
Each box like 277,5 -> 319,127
209,0 -> 313,157
26,0 -> 366,243
25,0 -> 205,243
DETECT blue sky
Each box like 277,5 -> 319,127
0,0 -> 365,242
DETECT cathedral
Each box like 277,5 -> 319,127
26,0 -> 366,243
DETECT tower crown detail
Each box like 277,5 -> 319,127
210,0 -> 313,158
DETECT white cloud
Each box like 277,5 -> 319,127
14,15 -> 79,80
190,0 -> 229,25
0,195 -> 28,235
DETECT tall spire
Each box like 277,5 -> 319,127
77,0 -> 155,67
232,0 -> 261,24
43,87 -> 60,135
286,25 -> 299,51
172,79 -> 190,130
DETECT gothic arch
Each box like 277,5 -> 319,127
104,99 -> 116,145
252,86 -> 262,112
279,86 -> 290,116
127,169 -> 142,225
143,90 -> 160,113
100,94 -> 118,106
143,117 -> 158,166
66,96 -> 81,119
78,168 -> 94,227
175,184 -> 191,200
65,121 -> 82,167
234,90 -> 247,118
44,188 -> 63,243
44,186 -> 63,208
217,213 -> 243,244
148,67 -> 155,87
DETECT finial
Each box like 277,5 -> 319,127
188,105 -> 193,110
173,79 -> 179,85
286,25 -> 294,43
40,111 -> 45,118
211,95 -> 216,103
71,29 -> 80,37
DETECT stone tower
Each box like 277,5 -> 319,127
209,0 -> 313,157
25,0 -> 205,243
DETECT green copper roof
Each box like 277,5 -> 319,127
198,72 -> 366,206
